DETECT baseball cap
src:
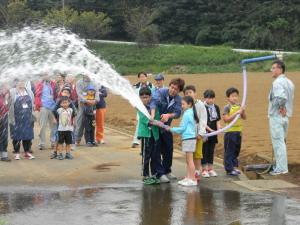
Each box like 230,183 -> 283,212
154,73 -> 164,81
86,84 -> 96,91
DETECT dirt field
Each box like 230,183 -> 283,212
105,72 -> 300,168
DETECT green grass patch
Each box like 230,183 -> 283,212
88,42 -> 300,75
0,219 -> 7,225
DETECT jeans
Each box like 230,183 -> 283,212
269,115 -> 289,172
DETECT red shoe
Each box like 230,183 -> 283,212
195,172 -> 201,181
24,153 -> 35,160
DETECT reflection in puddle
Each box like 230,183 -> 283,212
0,184 -> 299,225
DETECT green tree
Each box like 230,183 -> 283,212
124,6 -> 159,46
43,6 -> 77,27
44,7 -> 112,39
7,0 -> 41,26
70,11 -> 112,39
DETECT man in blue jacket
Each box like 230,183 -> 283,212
150,78 -> 185,183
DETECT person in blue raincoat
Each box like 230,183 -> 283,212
8,80 -> 35,160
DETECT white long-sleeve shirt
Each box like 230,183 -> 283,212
195,99 -> 207,135
268,74 -> 295,117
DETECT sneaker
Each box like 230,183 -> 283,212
269,170 -> 288,176
57,153 -> 64,160
208,169 -> 218,177
234,169 -> 241,174
15,154 -> 20,160
86,142 -> 93,147
178,178 -> 188,185
180,178 -> 198,186
65,153 -> 73,160
227,170 -> 239,176
50,151 -> 57,159
1,157 -> 11,162
154,177 -> 160,184
25,153 -> 35,160
159,175 -> 170,183
100,140 -> 105,144
143,177 -> 156,185
71,144 -> 76,151
131,143 -> 139,148
202,170 -> 210,178
39,145 -> 46,150
195,172 -> 201,181
166,173 -> 177,180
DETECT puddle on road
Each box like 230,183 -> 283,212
0,184 -> 299,225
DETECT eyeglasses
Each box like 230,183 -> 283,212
271,66 -> 280,71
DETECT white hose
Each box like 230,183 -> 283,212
202,66 -> 247,137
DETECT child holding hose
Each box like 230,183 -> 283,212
165,96 -> 199,187
137,87 -> 164,185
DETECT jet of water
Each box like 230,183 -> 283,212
0,26 -> 150,118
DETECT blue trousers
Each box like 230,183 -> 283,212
269,116 -> 289,172
84,115 -> 95,144
159,131 -> 173,174
141,136 -> 164,177
224,132 -> 242,172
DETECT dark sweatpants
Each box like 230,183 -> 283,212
13,140 -> 31,153
159,131 -> 173,174
141,136 -> 164,178
0,115 -> 8,154
224,132 -> 242,172
84,115 -> 95,144
202,140 -> 216,165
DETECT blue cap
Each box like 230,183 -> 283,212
86,84 -> 95,91
154,73 -> 164,80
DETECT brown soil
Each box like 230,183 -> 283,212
105,72 -> 300,183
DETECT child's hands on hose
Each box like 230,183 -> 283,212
164,125 -> 170,131
150,120 -> 170,131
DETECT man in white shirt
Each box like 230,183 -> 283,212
268,60 -> 295,175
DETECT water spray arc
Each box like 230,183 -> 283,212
202,54 -> 278,137
0,26 -> 151,118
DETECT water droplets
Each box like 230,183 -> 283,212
0,25 -> 150,118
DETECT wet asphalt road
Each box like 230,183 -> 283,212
0,182 -> 299,225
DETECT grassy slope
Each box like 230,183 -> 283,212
88,42 -> 300,75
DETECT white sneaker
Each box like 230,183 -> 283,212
15,154 -> 20,160
178,178 -> 188,185
166,173 -> 177,180
202,170 -> 210,178
180,178 -> 197,186
25,153 -> 35,160
269,170 -> 288,176
208,169 -> 218,177
71,144 -> 76,151
100,140 -> 105,144
159,175 -> 170,183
